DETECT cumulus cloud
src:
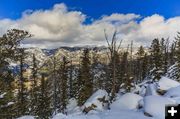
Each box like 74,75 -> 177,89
0,3 -> 180,48
123,14 -> 180,46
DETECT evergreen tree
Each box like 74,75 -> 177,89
52,56 -> 58,115
111,51 -> 121,93
78,49 -> 93,106
29,54 -> 39,115
58,56 -> 69,113
136,46 -> 146,81
174,32 -> 180,80
15,48 -> 29,116
0,81 -> 15,118
142,53 -> 149,80
149,38 -> 164,81
36,73 -> 52,119
70,65 -> 79,99
169,42 -> 176,65
120,51 -> 133,92
0,29 -> 31,118
69,60 -> 74,98
164,39 -> 170,73
91,50 -> 107,90
160,38 -> 169,74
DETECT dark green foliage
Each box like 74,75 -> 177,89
16,48 -> 29,116
91,51 -> 107,90
160,38 -> 169,74
0,84 -> 16,118
142,53 -> 149,80
136,46 -> 148,82
149,38 -> 164,81
0,29 -> 31,118
120,51 -> 133,92
36,74 -> 52,119
2,28 -> 180,118
69,60 -> 74,98
29,54 -> 39,116
58,56 -> 69,113
174,32 -> 180,80
78,49 -> 93,106
169,42 -> 176,65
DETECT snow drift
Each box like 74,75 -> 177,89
111,93 -> 142,110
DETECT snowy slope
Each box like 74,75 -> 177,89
17,76 -> 180,119
158,76 -> 180,90
53,110 -> 155,119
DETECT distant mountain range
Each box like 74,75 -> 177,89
8,46 -> 147,75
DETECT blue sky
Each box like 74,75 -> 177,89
0,0 -> 180,48
0,0 -> 180,20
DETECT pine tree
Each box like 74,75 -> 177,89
69,60 -> 74,98
142,53 -> 149,80
0,80 -> 15,118
136,46 -> 146,81
78,49 -> 93,106
36,73 -> 52,119
0,29 -> 31,118
58,56 -> 69,113
52,56 -> 58,115
169,42 -> 176,65
160,38 -> 169,74
174,32 -> 180,80
112,51 -> 121,93
149,38 -> 164,81
164,38 -> 170,73
70,65 -> 79,99
29,54 -> 39,115
91,50 -> 106,90
16,48 -> 29,116
120,51 -> 133,92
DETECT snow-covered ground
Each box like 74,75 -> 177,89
53,110 -> 155,119
18,76 -> 180,119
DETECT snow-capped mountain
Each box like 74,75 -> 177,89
8,46 -> 109,74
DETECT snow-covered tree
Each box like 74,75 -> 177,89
174,32 -> 180,81
149,38 -> 164,81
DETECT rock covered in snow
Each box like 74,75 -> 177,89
53,109 -> 152,119
144,95 -> 175,119
53,113 -> 67,119
67,98 -> 82,115
158,76 -> 180,90
164,85 -> 180,98
111,93 -> 142,110
83,89 -> 109,113
17,116 -> 34,119
145,83 -> 158,96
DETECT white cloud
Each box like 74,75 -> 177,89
0,3 -> 180,48
95,13 -> 140,24
123,14 -> 180,46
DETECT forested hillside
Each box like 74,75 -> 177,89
1,29 -> 180,119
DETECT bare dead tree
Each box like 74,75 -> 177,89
104,30 -> 122,102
